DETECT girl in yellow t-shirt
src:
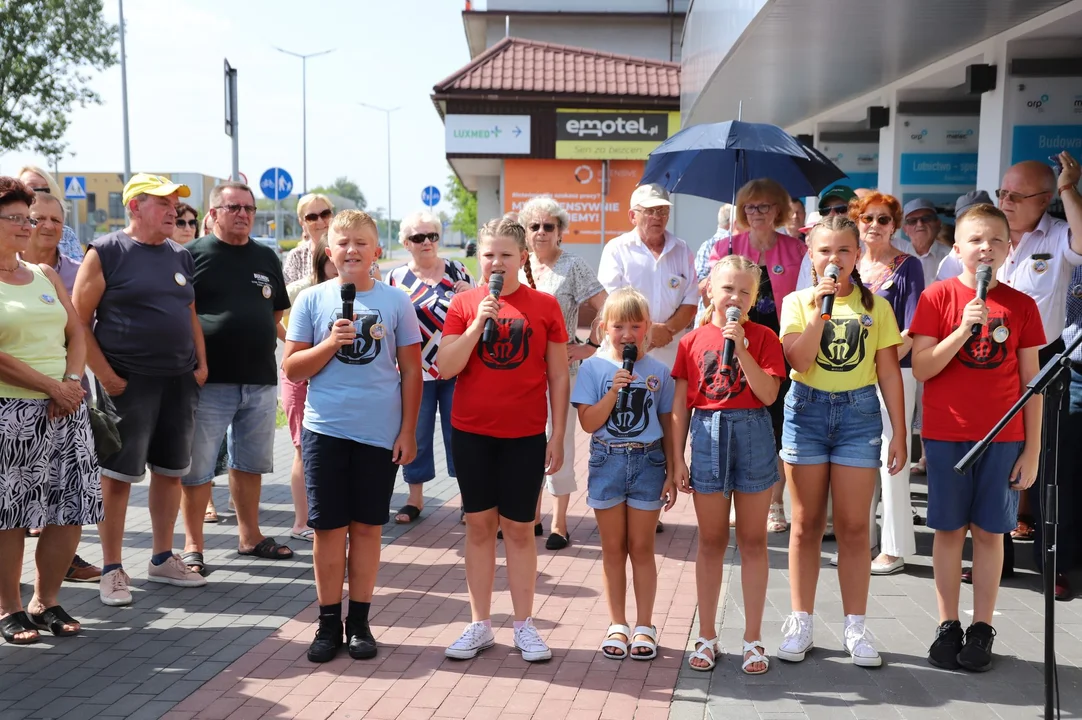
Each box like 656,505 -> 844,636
775,215 -> 907,669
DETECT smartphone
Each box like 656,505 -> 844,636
1050,154 -> 1063,174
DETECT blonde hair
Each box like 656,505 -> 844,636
16,165 -> 64,197
596,287 -> 653,355
701,255 -> 762,327
956,203 -> 1009,237
330,209 -> 378,238
478,217 -> 535,288
806,216 -> 874,311
296,193 -> 335,226
735,178 -> 790,228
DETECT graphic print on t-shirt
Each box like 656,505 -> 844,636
817,318 -> 868,372
604,381 -> 653,438
697,349 -> 747,401
332,310 -> 383,365
958,317 -> 1007,370
479,317 -> 531,370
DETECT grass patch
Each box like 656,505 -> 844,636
279,239 -> 300,252
462,256 -> 479,280
276,401 -> 287,428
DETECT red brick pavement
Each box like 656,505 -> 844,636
164,428 -> 703,720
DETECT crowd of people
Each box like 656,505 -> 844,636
0,151 -> 1080,678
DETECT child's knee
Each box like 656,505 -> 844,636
735,528 -> 767,557
698,527 -> 729,555
969,525 -> 1002,546
627,533 -> 656,562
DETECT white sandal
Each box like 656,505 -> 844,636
742,640 -> 770,675
688,636 -> 719,671
600,623 -> 631,660
629,625 -> 658,661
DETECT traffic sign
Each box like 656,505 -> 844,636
63,176 -> 87,200
421,186 -> 441,207
259,168 -> 293,201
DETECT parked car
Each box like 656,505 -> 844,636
252,237 -> 282,260
466,241 -> 477,257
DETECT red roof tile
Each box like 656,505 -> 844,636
433,36 -> 680,99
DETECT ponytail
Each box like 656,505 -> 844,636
699,305 -> 714,327
850,267 -> 875,311
523,255 -> 536,289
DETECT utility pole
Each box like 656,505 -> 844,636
359,103 -> 401,260
118,0 -> 131,181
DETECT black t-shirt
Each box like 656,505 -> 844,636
187,235 -> 289,385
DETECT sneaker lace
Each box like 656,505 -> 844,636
71,555 -> 92,569
453,622 -> 489,648
781,614 -> 809,645
109,569 -> 130,592
315,616 -> 340,641
845,622 -> 877,656
964,624 -> 996,649
514,620 -> 548,653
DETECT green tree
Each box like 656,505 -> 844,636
446,171 -> 477,239
0,0 -> 117,156
310,176 -> 367,209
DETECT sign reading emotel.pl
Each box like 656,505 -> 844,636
555,109 -> 680,160
445,115 -> 532,155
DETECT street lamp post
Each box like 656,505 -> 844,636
358,103 -> 401,260
275,47 -> 334,194
118,0 -> 131,182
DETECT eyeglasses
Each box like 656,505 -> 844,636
408,232 -> 440,244
174,219 -> 198,228
819,204 -> 849,216
528,222 -> 557,233
904,214 -> 937,226
860,214 -> 893,227
635,206 -> 669,217
214,204 -> 257,215
743,203 -> 775,216
304,209 -> 333,223
30,215 -> 63,227
995,189 -> 1049,204
0,214 -> 36,227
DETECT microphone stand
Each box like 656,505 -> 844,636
955,330 -> 1082,720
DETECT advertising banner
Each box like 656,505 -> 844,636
896,115 -> 979,217
1007,77 -> 1082,165
504,159 -> 644,243
445,115 -> 532,155
818,142 -> 879,192
555,109 -> 680,160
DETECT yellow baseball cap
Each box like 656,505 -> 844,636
122,173 -> 191,206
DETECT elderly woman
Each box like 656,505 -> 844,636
17,165 -> 83,262
853,192 -> 924,575
172,203 -> 199,245
0,177 -> 102,644
283,193 -> 334,286
387,210 -> 473,523
517,196 -> 606,549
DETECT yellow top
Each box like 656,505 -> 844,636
0,263 -> 67,399
780,286 -> 902,391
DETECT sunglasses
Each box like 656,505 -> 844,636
819,204 -> 849,216
215,204 -> 257,215
860,214 -> 893,227
528,222 -> 557,233
175,219 -> 198,228
31,187 -> 51,194
408,232 -> 440,244
304,209 -> 333,222
904,214 -> 937,226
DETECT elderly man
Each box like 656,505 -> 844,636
179,182 -> 293,573
598,183 -> 697,370
901,199 -> 951,289
73,174 -> 209,605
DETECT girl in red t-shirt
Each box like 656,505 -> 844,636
672,255 -> 786,675
437,218 -> 570,663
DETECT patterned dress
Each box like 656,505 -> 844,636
387,259 -> 474,380
526,251 -> 605,376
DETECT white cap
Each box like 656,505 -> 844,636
630,183 -> 673,209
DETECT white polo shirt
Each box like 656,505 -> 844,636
598,228 -> 698,369
936,213 -> 1079,344
908,241 -> 951,290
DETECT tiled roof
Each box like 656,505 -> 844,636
433,36 -> 680,99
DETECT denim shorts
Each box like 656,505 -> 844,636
779,382 -> 883,468
925,439 -> 1023,534
183,383 -> 278,486
586,438 -> 667,512
690,408 -> 779,498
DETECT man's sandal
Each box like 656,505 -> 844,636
742,640 -> 770,675
600,623 -> 631,660
688,636 -> 719,671
629,625 -> 658,661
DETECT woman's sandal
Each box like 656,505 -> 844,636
394,505 -> 422,524
1,611 -> 40,644
238,537 -> 293,560
742,640 -> 770,675
182,551 -> 206,575
600,623 -> 631,660
629,625 -> 659,661
29,605 -> 80,637
688,636 -> 719,671
767,503 -> 788,533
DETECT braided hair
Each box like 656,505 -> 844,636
699,255 -> 762,327
478,217 -> 536,289
806,215 -> 874,311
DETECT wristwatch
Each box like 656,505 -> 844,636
64,373 -> 82,383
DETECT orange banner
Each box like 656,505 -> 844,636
503,159 -> 644,244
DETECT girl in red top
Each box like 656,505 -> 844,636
673,255 -> 786,675
438,217 -> 570,663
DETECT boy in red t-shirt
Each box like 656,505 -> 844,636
911,204 -> 1045,673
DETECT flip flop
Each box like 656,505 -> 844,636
290,528 -> 315,542
28,605 -> 80,637
182,551 -> 206,575
238,537 -> 293,560
394,505 -> 421,524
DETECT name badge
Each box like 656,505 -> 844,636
992,326 -> 1010,343
174,272 -> 187,286
860,314 -> 874,327
261,285 -> 272,299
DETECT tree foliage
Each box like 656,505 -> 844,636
0,0 -> 118,156
446,171 -> 477,239
310,176 -> 367,209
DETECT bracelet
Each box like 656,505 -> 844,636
1061,184 -> 1078,194
63,373 -> 81,383
585,339 -> 600,348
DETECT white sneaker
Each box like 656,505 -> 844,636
829,552 -> 838,566
513,617 -> 552,662
147,554 -> 208,588
445,621 -> 495,659
100,568 -> 133,606
843,616 -> 882,667
777,612 -> 814,662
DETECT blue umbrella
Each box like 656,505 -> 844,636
640,120 -> 846,201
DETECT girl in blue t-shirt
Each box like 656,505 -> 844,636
571,287 -> 676,662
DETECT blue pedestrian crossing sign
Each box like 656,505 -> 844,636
260,168 -> 293,201
63,176 -> 87,200
422,186 -> 441,208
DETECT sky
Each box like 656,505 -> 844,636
0,0 -> 475,217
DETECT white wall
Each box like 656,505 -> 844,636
476,175 -> 501,231
487,0 -> 688,13
488,17 -> 682,62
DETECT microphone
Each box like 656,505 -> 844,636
482,273 -> 505,345
819,263 -> 841,320
340,283 -> 356,323
972,264 -> 993,335
720,306 -> 743,372
617,342 -> 638,412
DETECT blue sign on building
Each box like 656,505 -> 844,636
898,153 -> 978,186
260,168 -> 294,201
1011,125 -> 1082,164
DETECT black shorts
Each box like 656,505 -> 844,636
451,428 -> 546,523
301,428 -> 398,529
99,371 -> 199,483
767,373 -> 792,451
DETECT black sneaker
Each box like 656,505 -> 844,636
307,613 -> 343,663
927,620 -> 963,670
346,616 -> 378,660
957,622 -> 996,672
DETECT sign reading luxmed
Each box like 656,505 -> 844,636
556,109 -> 680,159
445,114 -> 531,155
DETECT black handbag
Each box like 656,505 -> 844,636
88,379 -> 122,460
